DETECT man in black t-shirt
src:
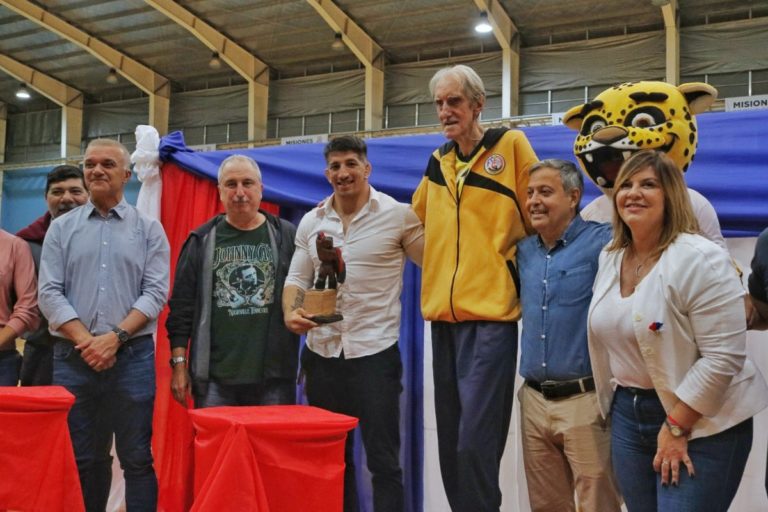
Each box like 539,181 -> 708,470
166,154 -> 299,407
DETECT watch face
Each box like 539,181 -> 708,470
670,425 -> 684,437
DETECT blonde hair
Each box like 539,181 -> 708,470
607,150 -> 699,255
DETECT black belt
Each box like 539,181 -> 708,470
618,385 -> 657,397
526,376 -> 595,400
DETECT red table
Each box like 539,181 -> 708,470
189,405 -> 358,512
0,386 -> 84,512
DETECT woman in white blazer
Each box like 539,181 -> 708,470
587,150 -> 768,512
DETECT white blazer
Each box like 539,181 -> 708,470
588,233 -> 768,439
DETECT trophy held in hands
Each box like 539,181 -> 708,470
303,232 -> 345,324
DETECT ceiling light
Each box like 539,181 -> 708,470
209,51 -> 222,70
106,68 -> 119,84
331,32 -> 344,51
475,11 -> 493,33
15,83 -> 31,100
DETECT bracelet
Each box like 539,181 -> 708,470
666,414 -> 690,435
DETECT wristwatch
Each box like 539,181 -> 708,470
170,356 -> 188,368
111,326 -> 130,344
664,417 -> 689,438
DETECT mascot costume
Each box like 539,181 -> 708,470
562,80 -> 727,249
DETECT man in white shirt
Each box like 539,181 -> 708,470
283,135 -> 423,512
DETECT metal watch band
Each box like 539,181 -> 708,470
170,356 -> 188,368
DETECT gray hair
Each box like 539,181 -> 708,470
529,159 -> 584,209
429,64 -> 486,106
85,138 -> 131,170
218,154 -> 262,182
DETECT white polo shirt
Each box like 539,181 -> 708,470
285,186 -> 424,359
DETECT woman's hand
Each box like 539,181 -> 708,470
653,424 -> 695,486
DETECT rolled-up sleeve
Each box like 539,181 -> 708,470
132,219 -> 170,321
402,206 -> 424,267
38,222 -> 79,330
7,238 -> 39,335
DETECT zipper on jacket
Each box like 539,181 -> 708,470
448,188 -> 461,322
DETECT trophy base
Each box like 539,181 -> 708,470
311,313 -> 344,324
303,289 -> 341,324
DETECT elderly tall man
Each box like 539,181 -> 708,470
166,154 -> 299,408
516,160 -> 621,512
17,165 -> 88,386
39,139 -> 170,512
412,64 -> 537,510
284,135 -> 424,512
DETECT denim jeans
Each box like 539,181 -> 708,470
610,386 -> 752,512
0,349 -> 21,386
53,336 -> 157,512
194,378 -> 296,408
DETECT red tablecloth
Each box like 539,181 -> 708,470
189,405 -> 358,512
0,386 -> 84,512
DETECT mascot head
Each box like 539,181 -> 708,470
563,81 -> 717,191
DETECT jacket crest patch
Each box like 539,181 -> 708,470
484,154 -> 505,175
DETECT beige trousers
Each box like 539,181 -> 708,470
519,384 -> 622,512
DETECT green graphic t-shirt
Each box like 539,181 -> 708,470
210,221 -> 274,383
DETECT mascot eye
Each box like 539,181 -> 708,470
581,117 -> 607,136
631,113 -> 655,128
625,107 -> 666,129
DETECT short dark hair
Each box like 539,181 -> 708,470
46,165 -> 85,195
323,135 -> 368,163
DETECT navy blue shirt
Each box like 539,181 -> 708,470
749,227 -> 768,303
517,215 -> 611,382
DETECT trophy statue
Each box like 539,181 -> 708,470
303,232 -> 345,323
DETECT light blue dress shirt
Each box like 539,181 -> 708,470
38,198 -> 170,339
517,215 -> 611,382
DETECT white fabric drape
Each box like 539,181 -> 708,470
132,125 -> 162,221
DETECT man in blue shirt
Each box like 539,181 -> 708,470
517,159 -> 620,512
39,139 -> 170,512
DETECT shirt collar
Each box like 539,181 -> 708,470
85,197 -> 129,219
536,214 -> 588,250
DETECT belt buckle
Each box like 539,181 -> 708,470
540,381 -> 559,400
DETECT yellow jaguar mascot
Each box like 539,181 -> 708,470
563,81 -> 717,190
561,81 -> 728,249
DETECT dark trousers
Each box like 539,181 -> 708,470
0,349 -> 21,386
431,321 -> 518,512
302,343 -> 404,512
20,341 -> 53,386
194,378 -> 295,408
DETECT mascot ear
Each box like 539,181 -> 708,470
678,82 -> 718,115
563,104 -> 585,131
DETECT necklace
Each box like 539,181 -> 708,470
634,258 -> 651,278
623,246 -> 656,294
